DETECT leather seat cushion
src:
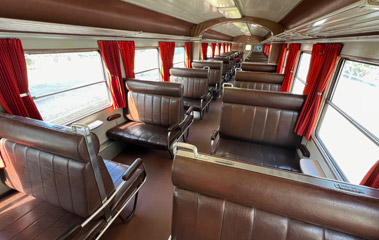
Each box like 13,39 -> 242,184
0,191 -> 105,240
183,98 -> 202,110
104,160 -> 145,214
107,121 -> 181,150
214,137 -> 301,172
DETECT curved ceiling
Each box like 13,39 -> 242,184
208,22 -> 272,37
122,0 -> 301,37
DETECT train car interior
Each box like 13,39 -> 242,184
0,0 -> 378,239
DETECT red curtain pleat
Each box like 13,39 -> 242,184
119,41 -> 135,79
229,43 -> 232,52
218,43 -> 221,56
211,43 -> 216,58
0,39 -> 42,120
294,43 -> 342,140
222,43 -> 226,54
98,41 -> 126,109
280,44 -> 301,92
360,160 -> 379,189
185,42 -> 191,68
159,42 -> 175,82
201,43 -> 208,60
276,44 -> 287,73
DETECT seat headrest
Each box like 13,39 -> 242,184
126,79 -> 183,97
0,113 -> 100,163
170,68 -> 208,79
212,56 -> 230,63
192,61 -> 223,70
236,71 -> 285,83
223,88 -> 306,111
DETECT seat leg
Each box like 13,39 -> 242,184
168,149 -> 174,159
119,192 -> 139,223
200,110 -> 203,120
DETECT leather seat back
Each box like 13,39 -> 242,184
213,56 -> 230,74
0,114 -> 114,218
235,71 -> 284,91
172,152 -> 379,240
125,79 -> 184,128
192,61 -> 223,87
220,88 -> 306,148
170,68 -> 209,99
241,62 -> 277,72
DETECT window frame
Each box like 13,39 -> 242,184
314,57 -> 379,182
24,49 -> 113,125
135,47 -> 161,81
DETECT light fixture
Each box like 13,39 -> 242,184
219,7 -> 242,19
233,22 -> 251,36
312,18 -> 327,26
206,0 -> 235,8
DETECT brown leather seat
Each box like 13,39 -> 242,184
192,60 -> 223,98
107,79 -> 193,158
170,68 -> 212,120
0,113 -> 146,239
211,88 -> 307,172
212,56 -> 231,81
234,71 -> 284,91
241,62 -> 277,72
171,147 -> 379,240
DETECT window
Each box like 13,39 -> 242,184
173,47 -> 185,68
135,48 -> 160,81
281,49 -> 289,74
207,45 -> 212,58
317,59 -> 379,184
245,44 -> 252,51
291,53 -> 311,94
25,51 -> 112,125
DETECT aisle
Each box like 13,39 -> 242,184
102,98 -> 222,240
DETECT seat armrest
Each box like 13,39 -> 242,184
123,158 -> 144,181
299,144 -> 310,158
186,106 -> 195,116
168,122 -> 180,132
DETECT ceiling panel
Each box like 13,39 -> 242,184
211,22 -> 245,37
121,0 -> 223,24
249,24 -> 271,37
237,0 -> 302,22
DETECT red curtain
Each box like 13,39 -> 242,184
222,43 -> 226,54
280,44 -> 301,92
0,39 -> 42,120
361,160 -> 379,189
276,44 -> 287,74
185,42 -> 191,68
159,42 -> 175,82
264,45 -> 269,56
211,43 -> 216,58
229,43 -> 232,52
201,43 -> 208,60
294,43 -> 342,140
119,41 -> 135,79
218,43 -> 221,55
98,41 -> 126,109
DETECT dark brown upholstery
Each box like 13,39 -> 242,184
171,151 -> 379,240
0,113 -> 146,239
107,79 -> 193,154
212,88 -> 306,172
235,71 -> 284,91
241,62 -> 277,72
212,56 -> 230,75
170,68 -> 212,119
192,60 -> 223,97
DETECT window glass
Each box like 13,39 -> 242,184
281,50 -> 289,74
207,45 -> 212,58
291,53 -> 311,94
317,59 -> 379,185
332,60 -> 379,136
173,47 -> 185,68
26,51 -> 111,125
135,48 -> 160,81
